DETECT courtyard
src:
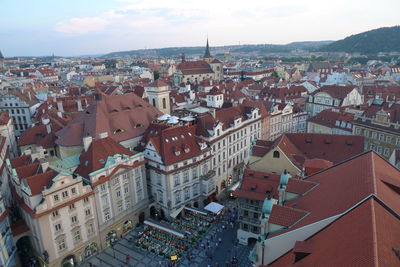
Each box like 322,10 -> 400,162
80,200 -> 254,267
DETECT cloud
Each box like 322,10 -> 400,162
55,17 -> 111,34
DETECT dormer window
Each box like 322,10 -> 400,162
111,109 -> 118,113
135,124 -> 143,128
114,129 -> 124,134
184,148 -> 190,153
175,151 -> 181,156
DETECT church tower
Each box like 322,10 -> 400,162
145,79 -> 171,114
0,50 -> 4,69
203,38 -> 213,63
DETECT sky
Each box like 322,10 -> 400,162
0,0 -> 399,57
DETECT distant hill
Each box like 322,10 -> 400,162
103,41 -> 332,58
319,26 -> 400,54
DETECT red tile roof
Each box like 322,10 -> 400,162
269,133 -> 364,169
270,151 -> 400,238
311,85 -> 357,100
177,60 -> 214,75
144,124 -> 206,166
25,170 -> 58,195
75,137 -> 135,178
270,198 -> 400,267
18,124 -> 57,148
234,169 -> 281,201
56,92 -> 162,146
269,205 -> 309,227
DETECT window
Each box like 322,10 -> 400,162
69,203 -> 75,210
104,210 -> 110,221
386,136 -> 392,143
396,138 -> 400,147
156,172 -> 162,186
125,199 -> 131,209
85,209 -> 91,216
184,187 -> 190,200
174,174 -> 180,186
54,223 -> 62,232
273,151 -> 280,158
243,224 -> 248,230
158,190 -> 164,203
62,191 -> 68,198
175,191 -> 181,204
192,167 -> 197,179
192,183 -> 199,196
53,195 -> 59,202
101,195 -> 108,206
100,184 -> 106,191
372,132 -> 377,139
124,186 -> 129,194
57,238 -> 66,252
113,177 -> 120,186
202,163 -> 209,174
162,98 -> 166,109
377,146 -> 382,154
183,171 -> 189,183
118,202 -> 123,212
355,127 -> 361,135
52,211 -> 59,218
152,98 -> 156,107
71,215 -> 78,224
364,130 -> 369,137
84,197 -> 89,203
378,134 -> 384,141
384,148 -> 390,156
116,190 -> 121,198
73,229 -> 81,243
71,188 -> 76,195
87,223 -> 94,235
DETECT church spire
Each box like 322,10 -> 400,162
204,38 -> 212,59
0,50 -> 4,59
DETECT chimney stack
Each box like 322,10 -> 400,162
57,101 -> 64,113
98,132 -> 108,139
83,136 -> 93,152
76,99 -> 83,111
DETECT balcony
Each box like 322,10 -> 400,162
200,170 -> 216,181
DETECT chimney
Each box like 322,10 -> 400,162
57,101 -> 64,113
83,136 -> 93,152
46,123 -> 51,134
76,99 -> 83,111
28,91 -> 32,101
210,108 -> 216,118
98,132 -> 108,139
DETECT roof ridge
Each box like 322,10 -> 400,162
370,198 -> 379,267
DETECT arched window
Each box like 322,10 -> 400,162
152,98 -> 156,107
162,98 -> 166,109
273,151 -> 280,158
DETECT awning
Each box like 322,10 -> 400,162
170,206 -> 185,219
204,202 -> 224,214
144,219 -> 186,238
184,206 -> 208,216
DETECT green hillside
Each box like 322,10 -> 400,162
320,26 -> 400,54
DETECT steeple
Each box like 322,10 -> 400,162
0,50 -> 4,59
204,38 -> 212,59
